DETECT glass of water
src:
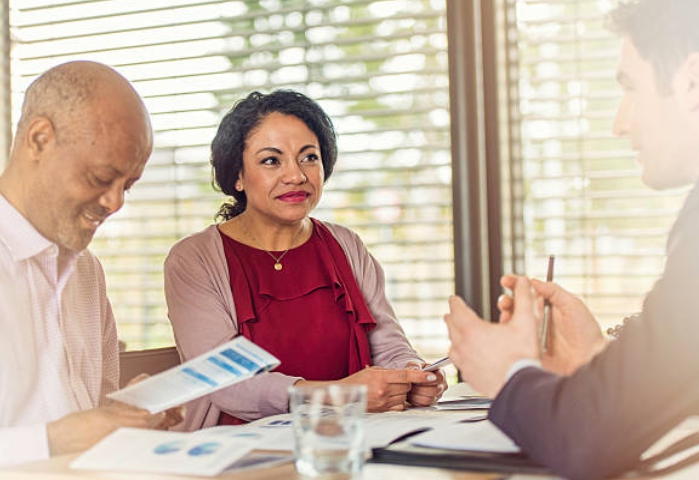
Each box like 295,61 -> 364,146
289,384 -> 367,478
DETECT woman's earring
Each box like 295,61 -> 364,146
235,181 -> 243,192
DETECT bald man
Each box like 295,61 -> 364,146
0,61 -> 179,465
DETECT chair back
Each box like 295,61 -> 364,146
119,346 -> 181,388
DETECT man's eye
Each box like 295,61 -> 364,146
90,174 -> 111,187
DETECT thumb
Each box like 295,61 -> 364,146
530,278 -> 567,306
126,373 -> 150,386
444,295 -> 480,328
404,369 -> 438,384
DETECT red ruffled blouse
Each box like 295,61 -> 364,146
218,219 -> 376,425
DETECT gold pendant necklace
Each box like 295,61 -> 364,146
241,217 -> 305,272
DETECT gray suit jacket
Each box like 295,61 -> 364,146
489,181 -> 699,480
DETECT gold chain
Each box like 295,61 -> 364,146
241,216 -> 305,271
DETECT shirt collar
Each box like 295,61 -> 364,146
0,193 -> 74,262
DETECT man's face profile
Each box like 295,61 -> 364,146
613,37 -> 699,190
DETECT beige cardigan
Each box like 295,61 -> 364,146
164,220 -> 422,431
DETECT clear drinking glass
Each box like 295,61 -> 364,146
289,384 -> 367,478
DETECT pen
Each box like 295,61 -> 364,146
421,356 -> 452,372
540,255 -> 555,354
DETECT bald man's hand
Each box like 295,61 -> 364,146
46,403 -> 174,456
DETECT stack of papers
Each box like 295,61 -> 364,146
436,395 -> 492,411
71,428 -> 292,477
408,421 -> 520,453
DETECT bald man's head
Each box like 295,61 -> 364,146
1,61 -> 153,252
15,61 -> 151,150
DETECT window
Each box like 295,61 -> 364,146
8,0 -> 453,357
498,0 -> 687,329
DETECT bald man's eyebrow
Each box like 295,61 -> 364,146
99,165 -> 125,176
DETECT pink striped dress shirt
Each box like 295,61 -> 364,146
0,194 -> 119,465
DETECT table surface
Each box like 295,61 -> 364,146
4,384 -> 699,479
6,452 -> 699,480
2,453 -> 512,480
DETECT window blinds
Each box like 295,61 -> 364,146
9,0 -> 453,355
504,0 -> 688,329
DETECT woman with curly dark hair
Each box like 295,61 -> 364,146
164,90 -> 446,431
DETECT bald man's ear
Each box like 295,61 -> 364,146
23,117 -> 56,159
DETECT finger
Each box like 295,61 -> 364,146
408,393 -> 436,407
150,412 -> 170,429
373,391 -> 408,410
126,373 -> 150,386
106,401 -> 150,417
382,382 -> 412,397
500,274 -> 518,291
384,369 -> 438,385
162,406 -> 185,428
530,278 -> 566,304
445,295 -> 487,348
512,277 -> 536,324
410,385 -> 441,398
447,295 -> 485,323
497,293 -> 513,311
447,295 -> 470,316
497,294 -> 514,323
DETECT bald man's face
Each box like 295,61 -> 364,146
27,91 -> 153,252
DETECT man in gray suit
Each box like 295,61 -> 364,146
444,1 -> 699,478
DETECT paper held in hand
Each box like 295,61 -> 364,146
108,336 -> 280,414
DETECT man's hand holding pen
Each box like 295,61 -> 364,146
498,274 -> 608,376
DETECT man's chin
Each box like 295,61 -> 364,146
640,168 -> 691,191
57,230 -> 96,253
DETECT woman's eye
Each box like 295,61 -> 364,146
301,153 -> 319,163
261,157 -> 279,165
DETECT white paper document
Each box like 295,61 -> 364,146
364,411 -> 488,448
108,337 -> 280,413
206,410 -> 486,451
197,415 -> 296,451
70,428 -> 265,477
436,382 -> 492,410
436,396 -> 492,410
409,421 -> 520,453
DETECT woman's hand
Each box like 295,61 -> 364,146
339,367 -> 439,412
404,362 -> 448,407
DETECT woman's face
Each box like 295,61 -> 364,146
238,112 -> 325,226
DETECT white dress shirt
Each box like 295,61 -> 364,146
0,194 -> 119,465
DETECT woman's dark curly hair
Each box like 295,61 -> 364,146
211,90 -> 338,221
